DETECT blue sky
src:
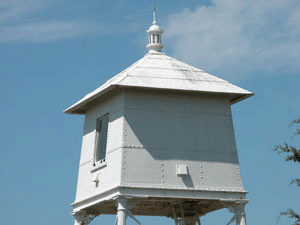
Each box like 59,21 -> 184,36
0,0 -> 299,224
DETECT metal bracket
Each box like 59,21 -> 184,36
82,215 -> 98,225
72,210 -> 99,225
126,209 -> 142,225
224,201 -> 248,225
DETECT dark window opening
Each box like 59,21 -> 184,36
94,114 -> 109,164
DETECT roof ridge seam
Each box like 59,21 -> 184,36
134,66 -> 203,72
125,74 -> 229,83
148,54 -> 209,73
111,55 -> 149,85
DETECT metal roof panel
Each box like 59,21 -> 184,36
64,52 -> 253,114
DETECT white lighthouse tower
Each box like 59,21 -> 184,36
65,8 -> 253,225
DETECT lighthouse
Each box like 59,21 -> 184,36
65,8 -> 253,225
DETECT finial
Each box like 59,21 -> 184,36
146,5 -> 163,52
153,5 -> 156,25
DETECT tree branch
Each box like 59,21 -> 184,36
290,117 -> 300,126
273,144 -> 300,163
273,117 -> 299,224
290,178 -> 300,187
280,209 -> 300,225
290,117 -> 300,139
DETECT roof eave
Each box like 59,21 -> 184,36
230,92 -> 254,105
64,84 -> 254,115
64,85 -> 117,115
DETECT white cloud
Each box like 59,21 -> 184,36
0,20 -> 105,43
0,0 -> 142,43
164,0 -> 300,80
0,0 -> 59,23
0,0 -> 88,42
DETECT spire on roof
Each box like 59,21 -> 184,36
146,6 -> 163,53
153,5 -> 156,24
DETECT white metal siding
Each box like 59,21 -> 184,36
74,92 -> 124,202
121,89 -> 243,191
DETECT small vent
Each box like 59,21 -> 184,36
176,165 -> 188,176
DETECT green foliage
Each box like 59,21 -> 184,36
273,117 -> 299,224
273,143 -> 300,163
290,178 -> 300,187
273,118 -> 300,164
280,209 -> 300,225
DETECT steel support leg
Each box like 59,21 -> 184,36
226,201 -> 247,225
116,198 -> 128,225
235,203 -> 247,225
197,217 -> 201,225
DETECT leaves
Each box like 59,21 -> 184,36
290,118 -> 300,139
290,178 -> 300,187
273,143 -> 300,163
273,116 -> 300,164
280,209 -> 300,225
273,117 -> 299,224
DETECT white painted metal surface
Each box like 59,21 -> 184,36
66,10 -> 252,225
69,89 -> 249,225
146,6 -> 164,53
64,52 -> 253,114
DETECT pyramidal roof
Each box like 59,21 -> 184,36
65,52 -> 252,114
65,11 -> 253,114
